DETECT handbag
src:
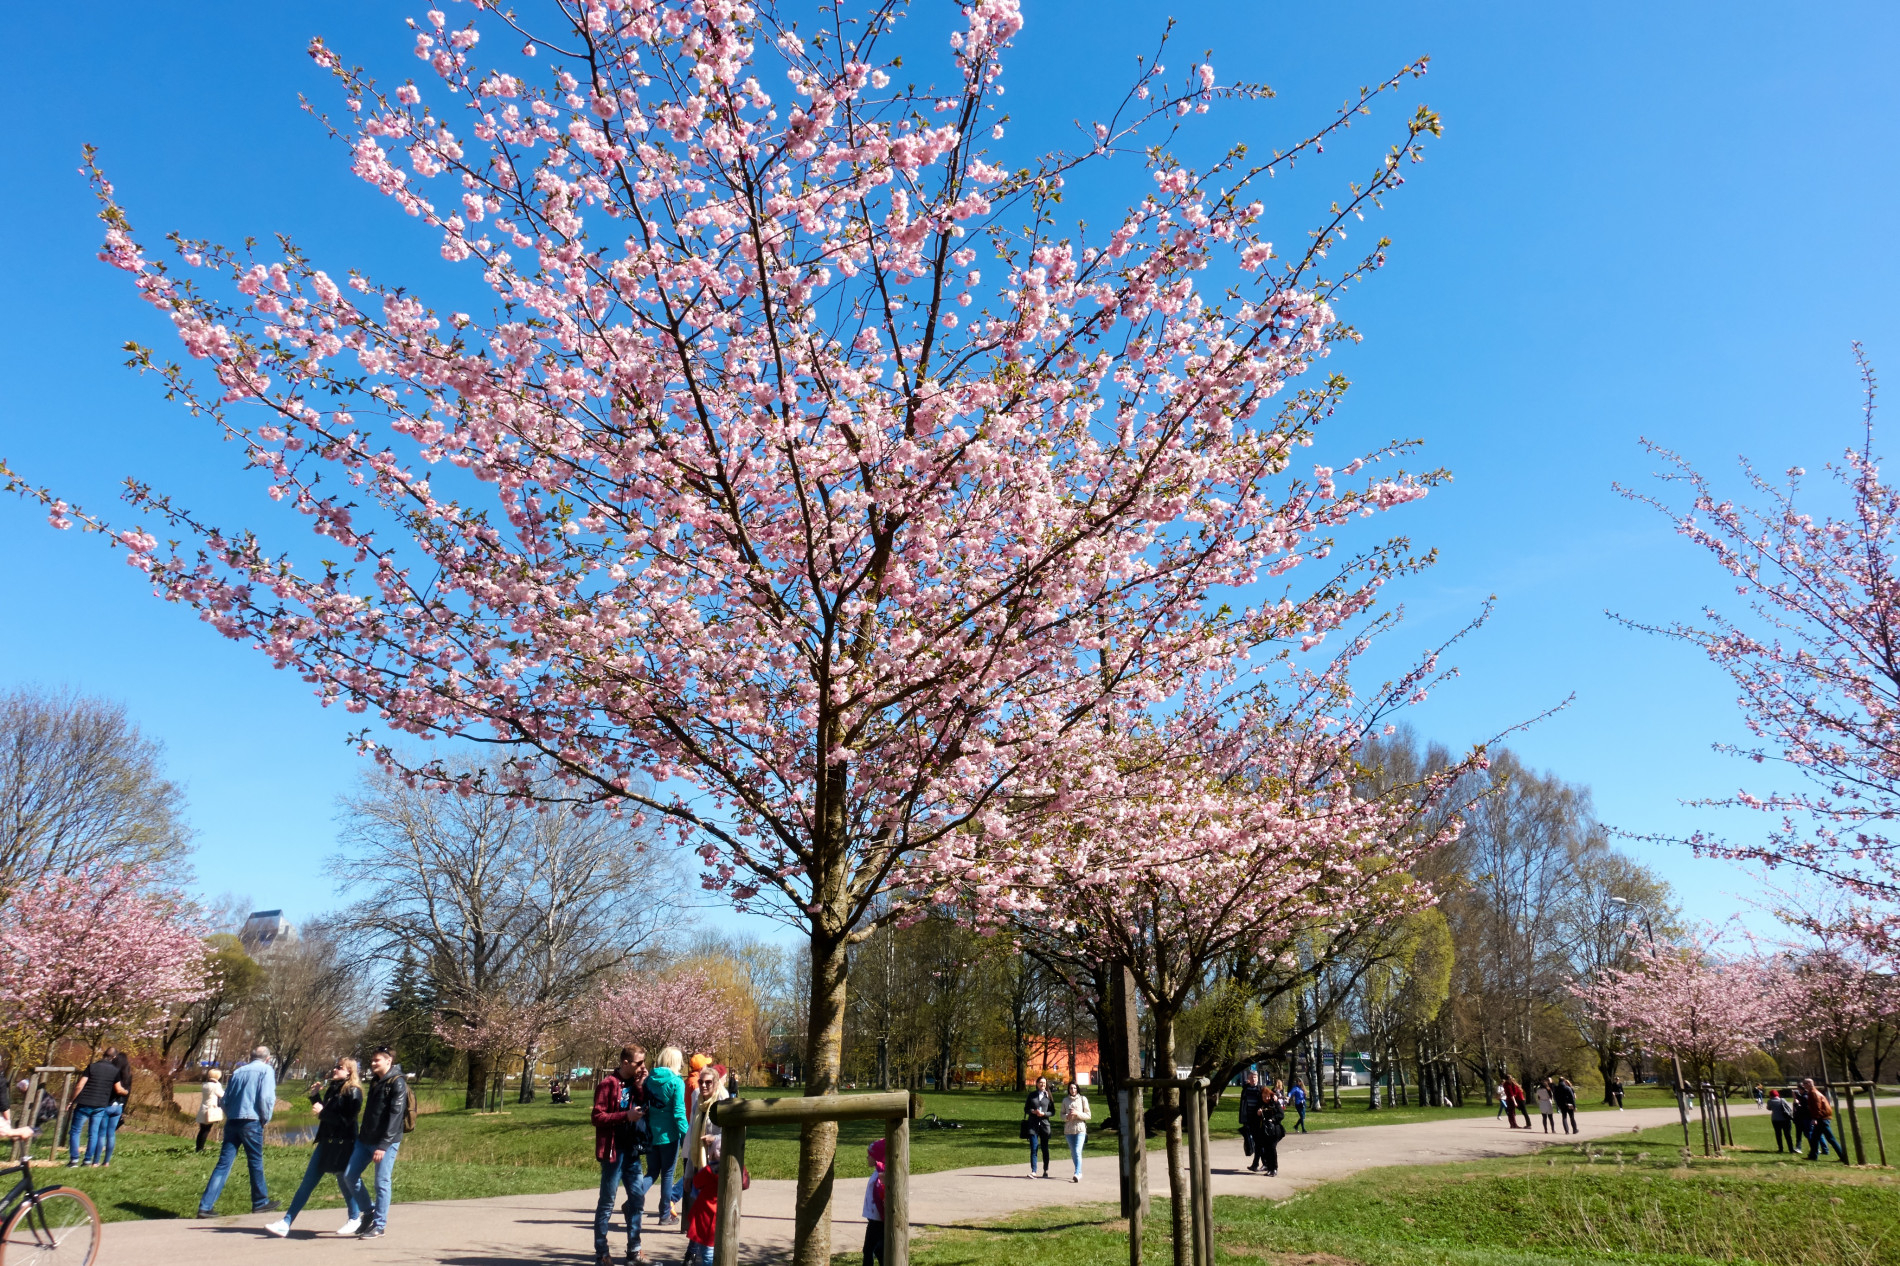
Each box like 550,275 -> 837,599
1019,1117 -> 1031,1140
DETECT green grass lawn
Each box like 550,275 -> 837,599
894,1106 -> 1900,1266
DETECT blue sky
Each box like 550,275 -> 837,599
1,0 -> 1895,939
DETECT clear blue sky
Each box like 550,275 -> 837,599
1,0 -> 1894,937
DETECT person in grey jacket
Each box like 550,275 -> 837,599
344,1048 -> 408,1239
197,1047 -> 281,1216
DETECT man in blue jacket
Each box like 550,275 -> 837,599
197,1046 -> 280,1216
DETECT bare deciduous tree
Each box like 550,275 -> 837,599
0,687 -> 193,898
333,765 -> 683,1105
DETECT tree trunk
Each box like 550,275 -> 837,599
517,1048 -> 536,1104
1597,1043 -> 1620,1105
794,925 -> 849,1266
1155,1009 -> 1189,1266
464,1050 -> 493,1110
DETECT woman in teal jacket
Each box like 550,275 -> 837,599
645,1047 -> 692,1224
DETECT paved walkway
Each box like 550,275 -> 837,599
103,1105 -> 1723,1264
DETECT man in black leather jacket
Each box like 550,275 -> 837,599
1238,1071 -> 1268,1171
344,1047 -> 409,1239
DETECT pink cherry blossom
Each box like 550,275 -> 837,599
0,868 -> 212,1056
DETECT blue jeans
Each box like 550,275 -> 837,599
286,1148 -> 362,1225
1066,1129 -> 1085,1176
344,1139 -> 400,1230
682,1243 -> 714,1265
595,1150 -> 649,1256
99,1105 -> 124,1164
67,1106 -> 106,1164
1294,1102 -> 1307,1132
198,1119 -> 269,1213
647,1139 -> 681,1213
1027,1132 -> 1050,1172
1809,1119 -> 1841,1159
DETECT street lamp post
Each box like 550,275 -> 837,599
1609,897 -> 1694,1152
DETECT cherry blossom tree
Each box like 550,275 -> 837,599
436,993 -> 562,1104
1571,930 -> 1783,1089
979,626 -> 1485,1256
583,964 -> 744,1057
1618,351 -> 1900,951
1,0 -> 1446,1250
0,868 -> 213,1058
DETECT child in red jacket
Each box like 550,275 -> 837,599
681,1133 -> 746,1265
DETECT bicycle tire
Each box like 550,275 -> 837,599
0,1187 -> 100,1266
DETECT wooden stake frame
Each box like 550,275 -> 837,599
709,1091 -> 916,1266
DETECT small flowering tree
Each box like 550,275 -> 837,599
2,0 -> 1446,1251
1572,931 -> 1783,1090
0,868 -> 213,1059
1619,351 -> 1900,952
436,993 -> 562,1104
978,628 -> 1484,1254
583,965 -> 744,1059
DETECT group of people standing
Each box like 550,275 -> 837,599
592,1044 -> 738,1266
1766,1080 -> 1845,1160
189,1044 -> 411,1241
1494,1075 -> 1579,1133
65,1047 -> 132,1167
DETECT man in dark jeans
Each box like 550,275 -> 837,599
345,1047 -> 408,1238
197,1046 -> 280,1216
593,1046 -> 650,1266
1554,1078 -> 1579,1134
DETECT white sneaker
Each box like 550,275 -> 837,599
264,1218 -> 290,1238
336,1217 -> 361,1236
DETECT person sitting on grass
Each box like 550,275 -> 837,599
679,1132 -> 746,1266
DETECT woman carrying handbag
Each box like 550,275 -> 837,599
264,1057 -> 365,1238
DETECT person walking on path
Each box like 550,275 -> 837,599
1803,1079 -> 1842,1160
1022,1077 -> 1054,1178
1555,1078 -> 1578,1134
644,1047 -> 691,1224
1257,1088 -> 1286,1177
861,1137 -> 888,1266
1239,1072 -> 1268,1171
197,1046 -> 280,1216
1493,1081 -> 1507,1120
194,1069 -> 225,1153
1768,1089 -> 1798,1153
264,1056 -> 364,1238
680,1133 -> 745,1266
1060,1083 -> 1090,1182
1535,1080 -> 1556,1133
1501,1075 -> 1528,1129
593,1047 -> 651,1266
68,1048 -> 126,1167
343,1047 -> 407,1239
1288,1079 -> 1308,1132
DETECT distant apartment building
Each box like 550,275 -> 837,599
239,909 -> 294,949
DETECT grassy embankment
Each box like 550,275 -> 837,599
42,1079 -> 1695,1222
896,1107 -> 1900,1266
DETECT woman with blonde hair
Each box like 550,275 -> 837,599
264,1057 -> 364,1238
645,1046 -> 691,1225
195,1068 -> 225,1153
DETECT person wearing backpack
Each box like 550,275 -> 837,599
344,1047 -> 409,1239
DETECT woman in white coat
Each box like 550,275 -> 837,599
195,1068 -> 225,1153
1061,1083 -> 1091,1182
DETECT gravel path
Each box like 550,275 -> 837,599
101,1102 -> 1722,1264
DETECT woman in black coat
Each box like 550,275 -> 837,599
264,1057 -> 365,1237
1023,1077 -> 1054,1178
1257,1090 -> 1286,1177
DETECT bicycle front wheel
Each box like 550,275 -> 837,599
0,1188 -> 100,1266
